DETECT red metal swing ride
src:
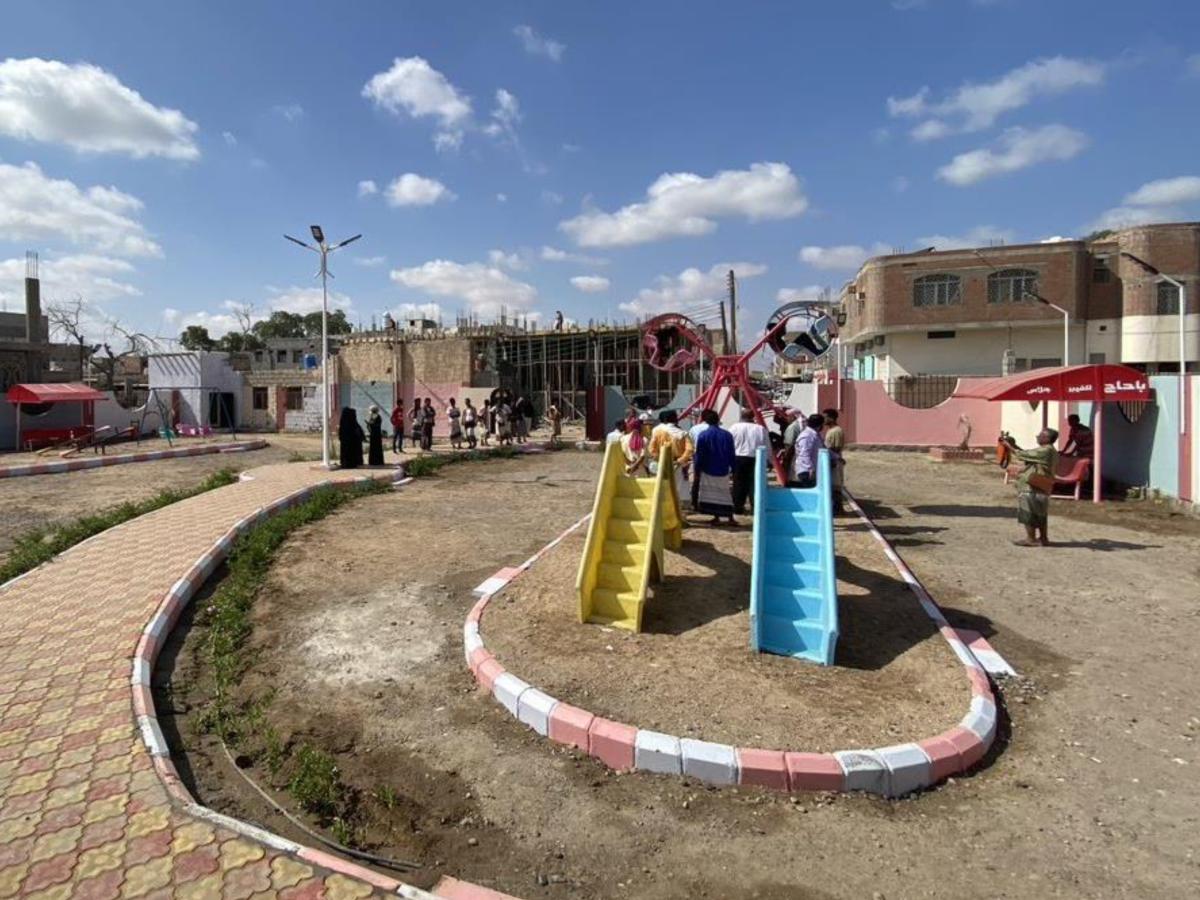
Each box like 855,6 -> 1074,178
640,301 -> 837,484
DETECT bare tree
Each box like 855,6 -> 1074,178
46,297 -> 98,379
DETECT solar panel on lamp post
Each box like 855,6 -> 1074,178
284,227 -> 362,468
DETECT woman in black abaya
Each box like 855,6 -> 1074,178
366,404 -> 385,466
338,407 -> 364,469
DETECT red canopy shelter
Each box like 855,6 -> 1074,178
952,364 -> 1152,502
6,382 -> 107,452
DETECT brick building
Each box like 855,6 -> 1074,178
840,221 -> 1199,379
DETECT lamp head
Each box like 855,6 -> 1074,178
310,225 -> 325,244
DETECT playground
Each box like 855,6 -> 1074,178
154,448 -> 1200,898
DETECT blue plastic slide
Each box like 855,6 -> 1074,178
749,446 -> 839,665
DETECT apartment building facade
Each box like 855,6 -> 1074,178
839,221 -> 1200,380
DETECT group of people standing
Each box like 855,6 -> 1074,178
338,394 -> 563,469
609,405 -> 845,526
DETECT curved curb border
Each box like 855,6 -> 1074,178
129,469 -> 463,899
463,493 -> 1000,799
0,438 -> 269,479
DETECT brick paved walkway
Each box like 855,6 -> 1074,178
0,463 -> 408,899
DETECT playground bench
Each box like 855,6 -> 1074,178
1003,454 -> 1092,500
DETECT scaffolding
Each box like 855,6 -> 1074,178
491,326 -> 697,419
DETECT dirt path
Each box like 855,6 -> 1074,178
166,450 -> 1200,899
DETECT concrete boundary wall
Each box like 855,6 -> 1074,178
463,493 -> 1007,798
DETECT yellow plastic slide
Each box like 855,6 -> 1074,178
576,440 -> 682,631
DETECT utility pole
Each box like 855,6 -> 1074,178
718,300 -> 728,355
727,269 -> 738,355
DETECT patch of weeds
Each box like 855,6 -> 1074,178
0,468 -> 239,584
405,445 -> 517,478
287,450 -> 320,463
289,744 -> 340,819
329,817 -> 356,847
373,784 -> 401,810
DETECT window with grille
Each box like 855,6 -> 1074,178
1157,281 -> 1181,315
987,269 -> 1037,304
252,387 -> 268,410
912,274 -> 962,307
1093,259 -> 1111,283
285,387 -> 304,410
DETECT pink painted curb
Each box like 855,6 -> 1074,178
0,438 -> 269,479
464,493 -> 1004,798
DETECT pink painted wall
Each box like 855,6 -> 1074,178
396,382 -> 493,437
841,378 -> 1001,448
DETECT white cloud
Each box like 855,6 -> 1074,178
892,175 -> 911,193
392,301 -> 445,322
482,88 -> 521,144
357,179 -> 378,198
384,173 -> 454,207
488,249 -> 528,270
889,56 -> 1104,139
799,243 -> 891,270
354,255 -> 386,267
776,285 -> 826,304
571,275 -> 610,293
1187,54 -> 1200,77
0,58 -> 199,160
0,161 -> 160,257
914,225 -> 1014,250
1040,235 -> 1073,243
513,24 -> 565,62
542,189 -> 564,206
620,262 -> 767,316
390,259 -> 537,317
936,125 -> 1087,186
362,57 -> 472,151
267,285 -> 351,316
496,192 -> 508,203
540,245 -> 609,266
221,131 -> 237,147
560,162 -> 807,247
1123,176 -> 1200,207
0,253 -> 140,314
273,103 -> 304,122
562,142 -> 581,153
1084,206 -> 1169,234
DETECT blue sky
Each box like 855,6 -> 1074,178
1,0 -> 1198,345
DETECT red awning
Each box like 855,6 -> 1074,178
6,382 -> 107,404
951,364 -> 1152,403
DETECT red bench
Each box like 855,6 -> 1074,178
21,426 -> 94,452
1003,454 -> 1091,500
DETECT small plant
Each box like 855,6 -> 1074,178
289,744 -> 340,818
329,817 -> 356,847
374,784 -> 401,810
287,450 -> 320,463
0,468 -> 239,584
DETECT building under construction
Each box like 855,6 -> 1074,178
335,320 -> 726,429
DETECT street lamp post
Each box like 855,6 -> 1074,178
1120,251 -> 1189,436
1024,290 -> 1070,367
284,226 -> 362,468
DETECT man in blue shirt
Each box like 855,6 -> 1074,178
692,408 -> 737,525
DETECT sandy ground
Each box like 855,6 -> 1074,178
160,449 -> 1200,899
485,524 -> 965,751
0,437 -> 311,565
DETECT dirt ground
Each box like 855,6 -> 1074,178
161,449 -> 1200,899
0,436 -> 314,564
485,525 -> 965,751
